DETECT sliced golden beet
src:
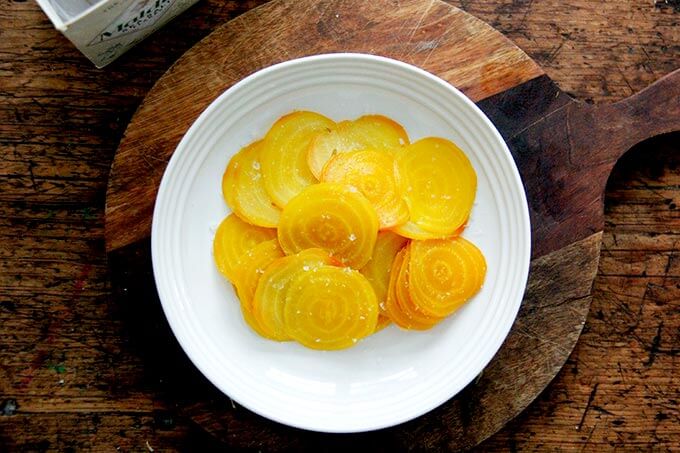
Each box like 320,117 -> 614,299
408,237 -> 486,318
384,248 -> 416,329
252,248 -> 332,341
395,247 -> 445,329
284,265 -> 378,350
222,140 -> 281,227
307,114 -> 409,179
233,239 -> 285,305
385,246 -> 444,330
260,111 -> 335,208
277,183 -> 379,268
360,231 -> 408,312
374,314 -> 391,333
213,214 -> 277,282
232,240 -> 285,339
240,299 -> 279,340
391,221 -> 439,240
392,218 -> 468,240
395,137 -> 476,236
321,149 -> 409,229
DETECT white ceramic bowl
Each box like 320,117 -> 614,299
152,53 -> 531,433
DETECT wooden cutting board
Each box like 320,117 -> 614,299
104,0 -> 680,449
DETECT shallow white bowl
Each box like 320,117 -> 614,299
151,53 -> 531,433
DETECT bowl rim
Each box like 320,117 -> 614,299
151,52 -> 532,433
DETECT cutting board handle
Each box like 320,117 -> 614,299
576,68 -> 680,165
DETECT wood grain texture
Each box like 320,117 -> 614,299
162,232 -> 601,451
101,0 -> 679,446
0,0 -> 678,451
478,70 -> 680,258
456,0 -> 680,105
478,133 -> 680,451
96,224 -> 601,451
104,0 -> 543,252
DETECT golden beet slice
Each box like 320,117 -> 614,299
384,248 -> 425,329
374,315 -> 391,333
307,114 -> 409,179
232,240 -> 285,339
360,231 -> 408,312
392,218 -> 468,240
240,299 -> 276,340
395,137 -> 476,236
408,237 -> 487,318
213,214 -> 277,282
284,265 -> 378,350
222,140 -> 281,227
277,183 -> 379,268
385,246 -> 444,330
252,248 -> 332,342
260,111 -> 335,208
321,149 -> 409,229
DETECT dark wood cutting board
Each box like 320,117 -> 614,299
104,0 -> 680,450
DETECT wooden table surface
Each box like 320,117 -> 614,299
1,1 -> 678,451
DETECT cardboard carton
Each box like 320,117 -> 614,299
36,0 -> 200,68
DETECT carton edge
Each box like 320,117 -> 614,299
35,0 -> 68,31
